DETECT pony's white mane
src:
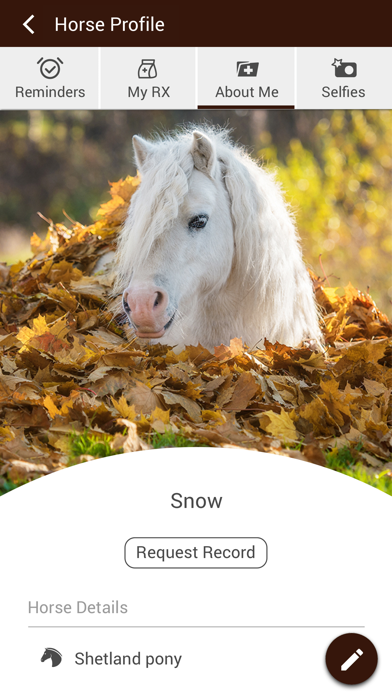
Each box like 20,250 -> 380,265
114,125 -> 323,349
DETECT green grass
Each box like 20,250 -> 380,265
0,478 -> 22,496
325,442 -> 363,468
68,430 -> 121,462
283,438 -> 304,451
67,428 -> 205,464
325,445 -> 392,496
147,431 -> 207,449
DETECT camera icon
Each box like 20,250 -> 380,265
332,58 -> 357,78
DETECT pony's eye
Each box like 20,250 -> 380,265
188,214 -> 209,231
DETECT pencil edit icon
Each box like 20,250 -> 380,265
326,633 -> 377,685
341,648 -> 363,671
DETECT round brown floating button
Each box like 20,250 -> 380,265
326,633 -> 378,685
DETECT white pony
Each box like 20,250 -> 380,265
113,126 -> 323,350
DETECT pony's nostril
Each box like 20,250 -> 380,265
154,291 -> 163,308
124,286 -> 168,331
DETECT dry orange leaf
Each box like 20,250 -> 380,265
259,409 -> 298,442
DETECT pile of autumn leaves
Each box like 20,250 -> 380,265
0,175 -> 391,489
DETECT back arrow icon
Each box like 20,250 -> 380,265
23,15 -> 35,34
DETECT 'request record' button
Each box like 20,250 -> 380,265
124,537 -> 267,569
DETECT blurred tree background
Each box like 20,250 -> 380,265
0,109 -> 391,313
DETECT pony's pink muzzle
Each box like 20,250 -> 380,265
123,283 -> 170,338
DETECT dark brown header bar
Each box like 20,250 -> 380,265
4,3 -> 391,47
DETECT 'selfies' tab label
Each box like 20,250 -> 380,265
124,537 -> 268,569
322,57 -> 365,99
296,48 -> 392,109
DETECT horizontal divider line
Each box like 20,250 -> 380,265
198,105 -> 295,110
28,625 -> 365,629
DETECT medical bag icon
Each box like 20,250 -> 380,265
237,61 -> 259,77
138,59 -> 157,79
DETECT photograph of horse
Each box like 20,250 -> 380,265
112,127 -> 323,351
0,109 -> 390,494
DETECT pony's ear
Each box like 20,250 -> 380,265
132,135 -> 153,170
191,131 -> 216,175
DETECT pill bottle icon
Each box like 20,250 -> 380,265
138,59 -> 157,79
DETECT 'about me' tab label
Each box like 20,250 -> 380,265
198,47 -> 294,107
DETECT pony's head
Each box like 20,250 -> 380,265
115,129 -> 240,343
114,126 -> 322,349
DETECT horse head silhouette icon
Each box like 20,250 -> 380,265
41,647 -> 62,667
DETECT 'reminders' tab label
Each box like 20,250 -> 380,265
198,47 -> 294,108
0,47 -> 99,110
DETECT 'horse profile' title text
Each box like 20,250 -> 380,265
55,17 -> 165,32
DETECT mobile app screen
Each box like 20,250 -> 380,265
0,11 -> 391,695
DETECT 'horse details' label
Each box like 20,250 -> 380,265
28,600 -> 128,613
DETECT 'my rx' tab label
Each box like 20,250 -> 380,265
100,48 -> 196,109
128,86 -> 170,101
